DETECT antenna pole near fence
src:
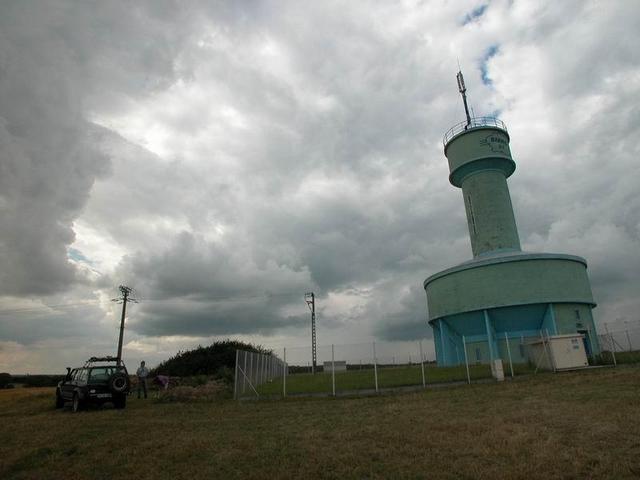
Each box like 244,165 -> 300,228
283,348 -> 287,398
462,335 -> 471,384
504,332 -> 514,378
419,341 -> 426,388
331,344 -> 336,396
373,342 -> 379,393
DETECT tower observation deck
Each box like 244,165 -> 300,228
424,72 -> 600,368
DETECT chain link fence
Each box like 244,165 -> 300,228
598,324 -> 640,366
233,350 -> 285,400
233,324 -> 640,400
234,338 -> 537,400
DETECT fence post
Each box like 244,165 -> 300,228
543,328 -> 557,374
233,349 -> 239,400
283,348 -> 287,398
373,342 -> 379,393
462,335 -> 470,384
504,332 -> 514,378
419,341 -> 426,388
242,350 -> 247,393
256,354 -> 261,386
605,324 -> 617,366
331,344 -> 336,396
253,352 -> 258,386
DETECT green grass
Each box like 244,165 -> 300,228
611,350 -> 640,364
254,363 -> 535,396
1,367 -> 639,479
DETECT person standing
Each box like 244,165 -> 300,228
136,361 -> 149,399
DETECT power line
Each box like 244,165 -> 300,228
0,291 -> 310,315
0,301 -> 103,315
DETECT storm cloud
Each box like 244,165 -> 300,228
1,0 -> 639,372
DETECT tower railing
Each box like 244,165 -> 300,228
443,116 -> 507,146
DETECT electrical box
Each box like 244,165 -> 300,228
526,334 -> 589,371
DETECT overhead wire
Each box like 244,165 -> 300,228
0,290 -> 314,314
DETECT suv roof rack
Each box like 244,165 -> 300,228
82,356 -> 123,368
87,356 -> 119,362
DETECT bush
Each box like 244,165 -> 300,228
150,339 -> 268,382
0,372 -> 11,389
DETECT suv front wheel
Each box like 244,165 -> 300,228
72,393 -> 83,413
113,395 -> 127,409
55,389 -> 64,409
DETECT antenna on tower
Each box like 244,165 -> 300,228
456,70 -> 472,128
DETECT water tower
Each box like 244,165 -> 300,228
424,71 -> 600,366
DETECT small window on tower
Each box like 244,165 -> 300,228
475,348 -> 481,362
468,195 -> 477,236
575,309 -> 581,320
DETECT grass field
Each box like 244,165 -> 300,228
1,366 -> 639,479
254,363 -> 536,396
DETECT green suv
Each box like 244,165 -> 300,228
56,357 -> 131,412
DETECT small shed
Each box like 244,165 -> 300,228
526,334 -> 589,371
323,361 -> 347,373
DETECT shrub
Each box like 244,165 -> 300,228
150,339 -> 269,382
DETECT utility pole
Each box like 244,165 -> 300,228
305,292 -> 317,374
112,285 -> 137,366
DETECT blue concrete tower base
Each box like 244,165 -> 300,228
432,302 -> 600,367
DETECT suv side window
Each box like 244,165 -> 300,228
77,368 -> 88,384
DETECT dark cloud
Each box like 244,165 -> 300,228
1,1 -> 639,371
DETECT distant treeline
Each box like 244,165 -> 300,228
150,340 -> 269,383
0,373 -> 64,388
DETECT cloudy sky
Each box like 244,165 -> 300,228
1,0 -> 639,373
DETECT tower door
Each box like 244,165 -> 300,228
577,330 -> 591,357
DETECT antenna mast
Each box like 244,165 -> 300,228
456,70 -> 472,128
305,292 -> 317,374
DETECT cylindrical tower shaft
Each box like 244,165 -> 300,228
461,170 -> 520,256
444,123 -> 519,258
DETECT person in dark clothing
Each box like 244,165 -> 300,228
136,361 -> 149,399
